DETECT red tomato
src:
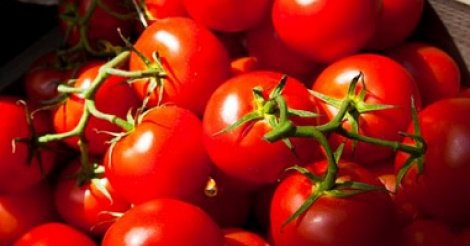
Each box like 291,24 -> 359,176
230,56 -> 260,75
54,159 -> 130,236
366,0 -> 424,50
183,0 -> 271,32
102,198 -> 225,246
312,54 -> 421,165
395,98 -> 470,226
129,17 -> 231,116
13,222 -> 97,246
24,66 -> 72,104
0,97 -> 56,194
58,0 -> 133,48
245,19 -> 318,82
0,183 -> 57,245
387,42 -> 461,106
223,228 -> 271,246
459,87 -> 470,98
53,61 -> 140,155
456,227 -> 470,246
399,219 -> 455,246
272,0 -> 381,63
105,105 -> 212,204
203,71 -> 321,189
145,0 -> 187,20
270,161 -> 397,246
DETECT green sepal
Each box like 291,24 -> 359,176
213,111 -> 263,136
310,90 -> 343,108
288,109 -> 319,118
284,165 -> 322,183
269,74 -> 288,99
282,192 -> 322,228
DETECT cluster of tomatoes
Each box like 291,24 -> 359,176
1,0 -> 470,245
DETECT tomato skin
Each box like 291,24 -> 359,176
270,161 -> 397,246
102,198 -> 225,246
145,0 -> 187,20
203,71 -> 321,189
129,17 -> 231,116
366,0 -> 424,50
105,105 -> 212,204
52,61 -> 140,155
0,183 -> 57,246
54,159 -> 130,236
0,97 -> 56,194
223,228 -> 271,246
387,42 -> 461,106
24,67 -> 71,104
184,0 -> 271,32
395,98 -> 470,226
13,222 -> 97,246
399,219 -> 455,246
312,54 -> 421,165
272,0 -> 381,63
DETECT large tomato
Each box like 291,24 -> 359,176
144,0 -> 188,20
53,61 -> 140,155
270,161 -> 397,246
13,222 -> 97,246
223,228 -> 270,246
102,198 -> 225,246
105,105 -> 212,204
272,0 -> 381,63
0,97 -> 56,194
395,98 -> 470,226
129,17 -> 231,116
203,71 -> 321,190
312,53 -> 421,165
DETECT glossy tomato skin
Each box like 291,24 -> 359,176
0,97 -> 56,194
53,61 -> 140,155
366,0 -> 424,50
145,0 -> 187,20
312,54 -> 421,165
102,198 -> 225,246
54,159 -> 130,236
129,17 -> 231,116
184,0 -> 271,32
395,98 -> 470,226
105,105 -> 212,204
203,71 -> 321,189
13,222 -> 97,246
23,66 -> 72,104
0,183 -> 57,246
270,161 -> 397,246
387,42 -> 461,106
223,228 -> 270,246
272,0 -> 381,63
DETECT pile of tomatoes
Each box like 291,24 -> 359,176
1,0 -> 470,245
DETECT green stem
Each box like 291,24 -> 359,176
86,99 -> 133,131
57,84 -> 84,94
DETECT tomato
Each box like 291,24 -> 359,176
105,105 -> 212,204
183,0 -> 271,32
0,97 -> 56,194
129,17 -> 231,116
223,228 -> 270,246
230,56 -> 259,76
312,53 -> 421,165
399,219 -> 455,246
58,0 -> 134,48
102,198 -> 225,246
203,71 -> 321,189
395,98 -> 470,226
459,87 -> 470,98
456,227 -> 470,246
54,159 -> 130,236
244,18 -> 318,83
144,0 -> 187,20
23,66 -> 72,104
0,183 -> 57,245
53,61 -> 140,155
387,42 -> 461,106
270,160 -> 397,246
13,222 -> 97,246
272,0 -> 381,63
366,0 -> 424,50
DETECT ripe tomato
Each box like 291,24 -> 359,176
203,71 -> 321,189
366,0 -> 424,50
270,160 -> 397,246
105,105 -> 212,204
223,228 -> 270,246
0,183 -> 56,245
23,66 -> 72,104
53,61 -> 140,155
129,17 -> 231,116
387,42 -> 461,106
0,97 -> 56,194
399,219 -> 455,246
312,54 -> 421,165
395,98 -> 470,226
272,0 -> 381,63
102,198 -> 225,246
54,159 -> 130,236
13,222 -> 97,246
144,0 -> 187,20
183,0 -> 271,32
